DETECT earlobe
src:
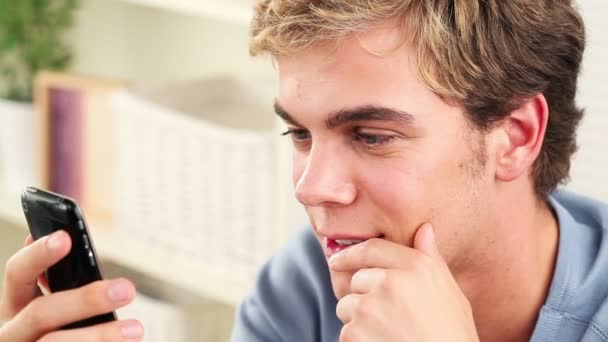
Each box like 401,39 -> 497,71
495,94 -> 549,183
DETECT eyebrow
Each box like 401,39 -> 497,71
274,101 -> 416,129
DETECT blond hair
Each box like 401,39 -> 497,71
250,0 -> 586,197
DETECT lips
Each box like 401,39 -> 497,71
323,235 -> 383,259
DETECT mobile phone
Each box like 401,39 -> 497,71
20,186 -> 116,329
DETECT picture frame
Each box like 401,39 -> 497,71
34,71 -> 128,223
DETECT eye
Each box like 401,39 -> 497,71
353,131 -> 397,147
281,128 -> 311,142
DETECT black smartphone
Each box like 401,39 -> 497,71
21,186 -> 116,329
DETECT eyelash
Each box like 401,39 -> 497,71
280,129 -> 396,148
352,132 -> 396,146
281,129 -> 310,141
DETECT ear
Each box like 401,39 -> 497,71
494,94 -> 549,182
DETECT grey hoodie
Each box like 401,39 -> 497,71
232,191 -> 608,342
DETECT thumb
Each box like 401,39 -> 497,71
413,223 -> 443,260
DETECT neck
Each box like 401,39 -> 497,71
453,184 -> 559,342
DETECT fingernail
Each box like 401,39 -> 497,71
121,320 -> 143,339
108,281 -> 131,302
46,232 -> 63,251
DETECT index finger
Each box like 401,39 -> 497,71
24,235 -> 34,246
22,235 -> 50,294
1,230 -> 71,319
328,238 -> 424,272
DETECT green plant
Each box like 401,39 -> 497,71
0,0 -> 79,102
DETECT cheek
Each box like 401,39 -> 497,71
367,171 -> 420,217
356,149 -> 472,243
360,164 -> 432,227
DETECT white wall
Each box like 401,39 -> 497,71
0,221 -> 26,295
566,1 -> 608,201
67,0 -> 274,86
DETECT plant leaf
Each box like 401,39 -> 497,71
0,0 -> 79,100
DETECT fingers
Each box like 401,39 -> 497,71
328,238 -> 422,272
4,278 -> 136,341
412,223 -> 443,260
336,293 -> 363,324
25,234 -> 51,292
1,230 -> 71,319
37,319 -> 144,342
23,235 -> 51,294
350,268 -> 387,294
24,235 -> 34,246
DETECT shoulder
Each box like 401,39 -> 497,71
543,191 -> 608,341
550,190 -> 608,230
231,227 -> 340,342
255,227 -> 333,298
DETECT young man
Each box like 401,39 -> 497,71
232,0 -> 608,341
0,1 -> 605,342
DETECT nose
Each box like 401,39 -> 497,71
294,144 -> 356,207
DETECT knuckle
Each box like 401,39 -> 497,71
23,297 -> 49,330
37,333 -> 57,342
358,242 -> 374,261
350,269 -> 365,285
335,299 -> 343,314
0,306 -> 11,322
37,334 -> 51,342
0,299 -> 18,321
37,331 -> 76,342
336,301 -> 348,321
81,282 -> 110,311
340,323 -> 359,342
354,297 -> 371,318
376,268 -> 389,283
411,254 -> 433,276
93,323 -> 118,342
4,258 -> 18,284
379,271 -> 398,294
365,238 -> 382,251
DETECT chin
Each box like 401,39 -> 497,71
330,270 -> 355,300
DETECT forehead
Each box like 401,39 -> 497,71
277,26 -> 412,94
274,23 -> 456,124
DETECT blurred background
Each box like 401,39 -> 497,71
0,0 -> 606,341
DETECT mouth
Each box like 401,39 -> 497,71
324,235 -> 384,259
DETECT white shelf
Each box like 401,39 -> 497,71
118,0 -> 253,24
0,192 -> 250,307
0,193 -> 27,229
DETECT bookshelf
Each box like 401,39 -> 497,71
0,191 -> 251,307
0,0 -> 308,321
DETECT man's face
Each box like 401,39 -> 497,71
276,25 -> 495,299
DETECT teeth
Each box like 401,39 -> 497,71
335,239 -> 365,246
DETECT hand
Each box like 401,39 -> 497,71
0,231 -> 143,341
329,224 -> 479,342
